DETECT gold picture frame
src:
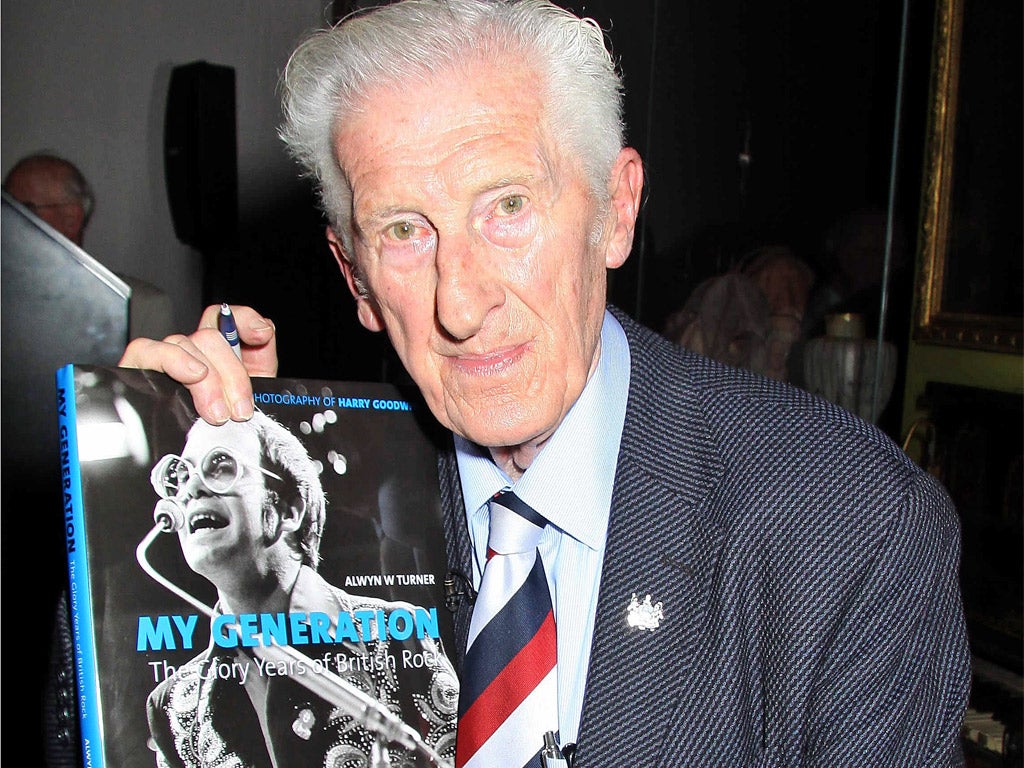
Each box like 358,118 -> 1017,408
913,0 -> 1022,353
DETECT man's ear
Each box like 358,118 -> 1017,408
276,492 -> 306,535
326,226 -> 385,333
604,147 -> 644,270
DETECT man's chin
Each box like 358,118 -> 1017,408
182,542 -> 230,578
449,408 -> 555,454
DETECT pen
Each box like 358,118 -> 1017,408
540,732 -> 569,768
218,303 -> 243,360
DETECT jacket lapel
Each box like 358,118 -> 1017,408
573,309 -> 727,766
574,461 -> 725,765
439,445 -> 475,674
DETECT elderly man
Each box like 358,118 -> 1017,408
145,411 -> 458,768
3,152 -> 94,246
120,1 -> 971,766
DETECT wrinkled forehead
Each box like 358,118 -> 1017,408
342,45 -> 548,134
334,53 -> 557,181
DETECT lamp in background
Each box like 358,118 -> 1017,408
802,312 -> 897,423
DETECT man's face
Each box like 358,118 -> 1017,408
4,163 -> 85,245
330,58 -> 637,452
173,420 -> 274,582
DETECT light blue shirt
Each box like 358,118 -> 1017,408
454,309 -> 630,745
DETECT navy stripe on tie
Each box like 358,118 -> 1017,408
459,556 -> 551,714
492,489 -> 548,529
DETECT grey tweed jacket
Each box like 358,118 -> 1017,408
441,306 -> 970,767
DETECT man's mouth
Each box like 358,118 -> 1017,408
187,510 -> 229,534
450,343 -> 528,376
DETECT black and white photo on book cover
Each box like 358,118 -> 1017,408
59,364 -> 458,768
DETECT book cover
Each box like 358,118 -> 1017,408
56,364 -> 458,768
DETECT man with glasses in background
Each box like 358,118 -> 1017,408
3,153 -> 94,247
145,410 -> 458,768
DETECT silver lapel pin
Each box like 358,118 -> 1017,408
626,592 -> 664,631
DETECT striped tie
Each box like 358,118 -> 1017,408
455,489 -> 557,768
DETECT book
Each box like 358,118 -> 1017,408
56,364 -> 459,768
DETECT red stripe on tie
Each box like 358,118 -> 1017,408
455,610 -> 556,766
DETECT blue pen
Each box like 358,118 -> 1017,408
218,303 -> 243,360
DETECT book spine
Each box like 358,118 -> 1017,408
56,364 -> 105,767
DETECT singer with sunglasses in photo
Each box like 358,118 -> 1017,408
144,410 -> 458,768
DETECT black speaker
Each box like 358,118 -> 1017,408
164,61 -> 238,249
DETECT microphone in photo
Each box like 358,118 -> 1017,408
153,499 -> 184,533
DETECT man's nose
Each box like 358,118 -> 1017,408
178,469 -> 207,501
434,235 -> 504,340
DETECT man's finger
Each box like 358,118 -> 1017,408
197,304 -> 278,378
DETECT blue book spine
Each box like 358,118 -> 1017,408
56,364 -> 105,766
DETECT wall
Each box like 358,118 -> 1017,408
2,1 -> 328,333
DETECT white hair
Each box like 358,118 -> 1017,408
279,0 -> 625,253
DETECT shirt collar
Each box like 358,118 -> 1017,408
455,310 -> 630,551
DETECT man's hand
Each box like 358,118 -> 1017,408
118,304 -> 277,425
